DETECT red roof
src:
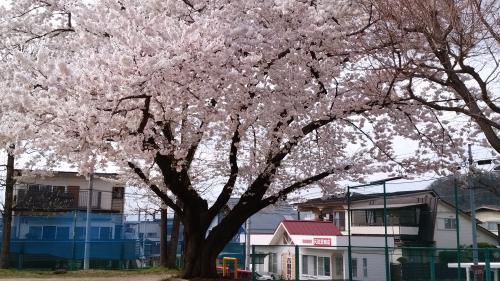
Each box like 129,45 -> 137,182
281,220 -> 342,236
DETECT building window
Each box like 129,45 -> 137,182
52,186 -> 65,193
286,257 -> 292,280
27,226 -> 42,240
27,184 -> 66,193
56,227 -> 70,240
486,222 -> 499,231
444,218 -> 456,230
302,255 -> 317,276
75,227 -> 86,240
114,225 -> 123,240
283,232 -> 293,245
268,253 -> 278,273
302,255 -> 308,275
91,227 -> 100,239
333,211 -> 345,231
100,227 -> 112,240
74,226 -> 112,240
363,258 -> 368,277
318,257 -> 330,276
28,184 -> 40,192
79,191 -> 102,208
351,258 -> 357,278
42,226 -> 56,240
112,186 -> 124,199
335,257 -> 343,276
93,192 -> 102,208
366,210 -> 376,224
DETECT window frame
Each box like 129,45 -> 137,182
318,256 -> 331,277
444,218 -> 457,230
268,253 -> 278,273
335,256 -> 343,276
363,258 -> 368,277
351,258 -> 358,278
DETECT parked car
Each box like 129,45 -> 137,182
254,272 -> 274,280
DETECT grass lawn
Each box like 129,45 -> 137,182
0,267 -> 179,279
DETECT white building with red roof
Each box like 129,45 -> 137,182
253,220 -> 393,281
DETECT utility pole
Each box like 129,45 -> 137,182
83,173 -> 94,270
382,181 -> 390,281
347,186 -> 352,281
454,179 -> 461,281
142,210 -> 146,268
160,204 -> 168,267
245,217 -> 251,270
468,144 -> 479,280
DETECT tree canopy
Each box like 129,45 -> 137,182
0,0 -> 497,277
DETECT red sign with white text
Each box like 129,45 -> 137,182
313,238 -> 331,246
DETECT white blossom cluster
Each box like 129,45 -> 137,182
0,0 -> 470,203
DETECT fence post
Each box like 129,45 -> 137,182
295,246 -> 299,281
17,241 -> 24,269
429,248 -> 436,281
120,241 -> 125,269
485,249 -> 491,281
72,210 -> 77,270
251,245 -> 256,281
454,180 -> 462,281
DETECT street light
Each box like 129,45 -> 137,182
347,176 -> 404,281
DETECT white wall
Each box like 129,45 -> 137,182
434,202 -> 498,248
336,236 -> 395,248
250,234 -> 273,245
476,210 -> 500,236
257,246 -> 387,281
476,210 -> 500,222
350,250 -> 386,281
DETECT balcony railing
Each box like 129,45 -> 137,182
15,190 -> 76,210
16,190 -> 105,211
350,225 -> 420,235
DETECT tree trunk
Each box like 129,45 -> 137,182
182,226 -> 218,278
1,147 -> 15,269
160,207 -> 168,267
167,205 -> 181,268
181,203 -> 252,279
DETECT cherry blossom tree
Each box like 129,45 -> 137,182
0,0 -> 465,277
361,0 -> 500,153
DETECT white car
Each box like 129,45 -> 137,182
254,272 -> 274,280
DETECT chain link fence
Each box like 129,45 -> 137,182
250,245 -> 500,281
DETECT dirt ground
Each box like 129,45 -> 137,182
7,274 -> 172,281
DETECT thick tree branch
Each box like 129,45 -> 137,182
206,115 -> 241,224
406,81 -> 500,131
242,98 -> 402,203
25,28 -> 74,43
127,161 -> 183,215
260,165 -> 351,207
154,153 -> 205,207
472,0 -> 500,44
458,60 -> 500,114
